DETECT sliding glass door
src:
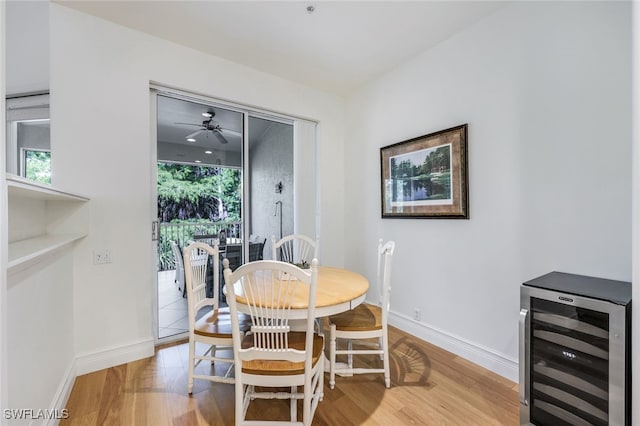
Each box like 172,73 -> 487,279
151,88 -> 316,341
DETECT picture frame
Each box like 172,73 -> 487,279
380,124 -> 468,219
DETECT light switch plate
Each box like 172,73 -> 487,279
94,249 -> 112,265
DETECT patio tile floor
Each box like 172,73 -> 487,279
158,270 -> 189,339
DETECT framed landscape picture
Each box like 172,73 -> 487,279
380,124 -> 468,219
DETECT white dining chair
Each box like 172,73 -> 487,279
272,234 -> 321,333
183,241 -> 251,393
223,258 -> 324,425
271,234 -> 318,266
328,239 -> 396,388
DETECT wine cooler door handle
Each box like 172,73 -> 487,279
519,308 -> 529,406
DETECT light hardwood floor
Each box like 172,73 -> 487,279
61,326 -> 519,425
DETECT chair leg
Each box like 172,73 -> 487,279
187,337 -> 195,394
290,386 -> 297,422
303,381 -> 311,426
318,350 -> 325,402
382,330 -> 390,388
243,385 -> 252,418
347,339 -> 353,369
329,324 -> 337,389
236,381 -> 246,425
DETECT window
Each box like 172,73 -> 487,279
21,148 -> 51,184
6,93 -> 51,182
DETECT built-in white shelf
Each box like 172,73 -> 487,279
7,173 -> 89,202
8,234 -> 87,275
6,173 -> 90,277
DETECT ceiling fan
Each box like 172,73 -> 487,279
176,110 -> 240,144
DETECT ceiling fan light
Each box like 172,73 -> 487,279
202,112 -> 213,118
187,137 -> 196,142
205,150 -> 212,154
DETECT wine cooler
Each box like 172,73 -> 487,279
520,272 -> 631,426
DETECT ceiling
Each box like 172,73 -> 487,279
55,1 -> 506,95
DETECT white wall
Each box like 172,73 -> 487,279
49,4 -> 345,367
345,1 -> 632,379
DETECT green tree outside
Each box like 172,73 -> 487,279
156,163 -> 242,270
157,162 -> 241,222
25,150 -> 52,184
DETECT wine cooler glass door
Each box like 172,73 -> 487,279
530,296 -> 609,425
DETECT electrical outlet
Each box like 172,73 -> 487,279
414,308 -> 421,321
94,249 -> 112,265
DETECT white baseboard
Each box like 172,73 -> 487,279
75,338 -> 155,376
389,310 -> 518,382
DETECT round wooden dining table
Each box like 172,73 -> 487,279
231,266 -> 369,319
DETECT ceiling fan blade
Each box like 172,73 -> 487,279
185,129 -> 204,139
213,130 -> 229,144
175,122 -> 204,127
218,127 -> 242,137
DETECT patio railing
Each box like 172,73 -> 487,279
158,220 -> 242,271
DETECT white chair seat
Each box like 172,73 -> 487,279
194,307 -> 251,339
329,303 -> 383,331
